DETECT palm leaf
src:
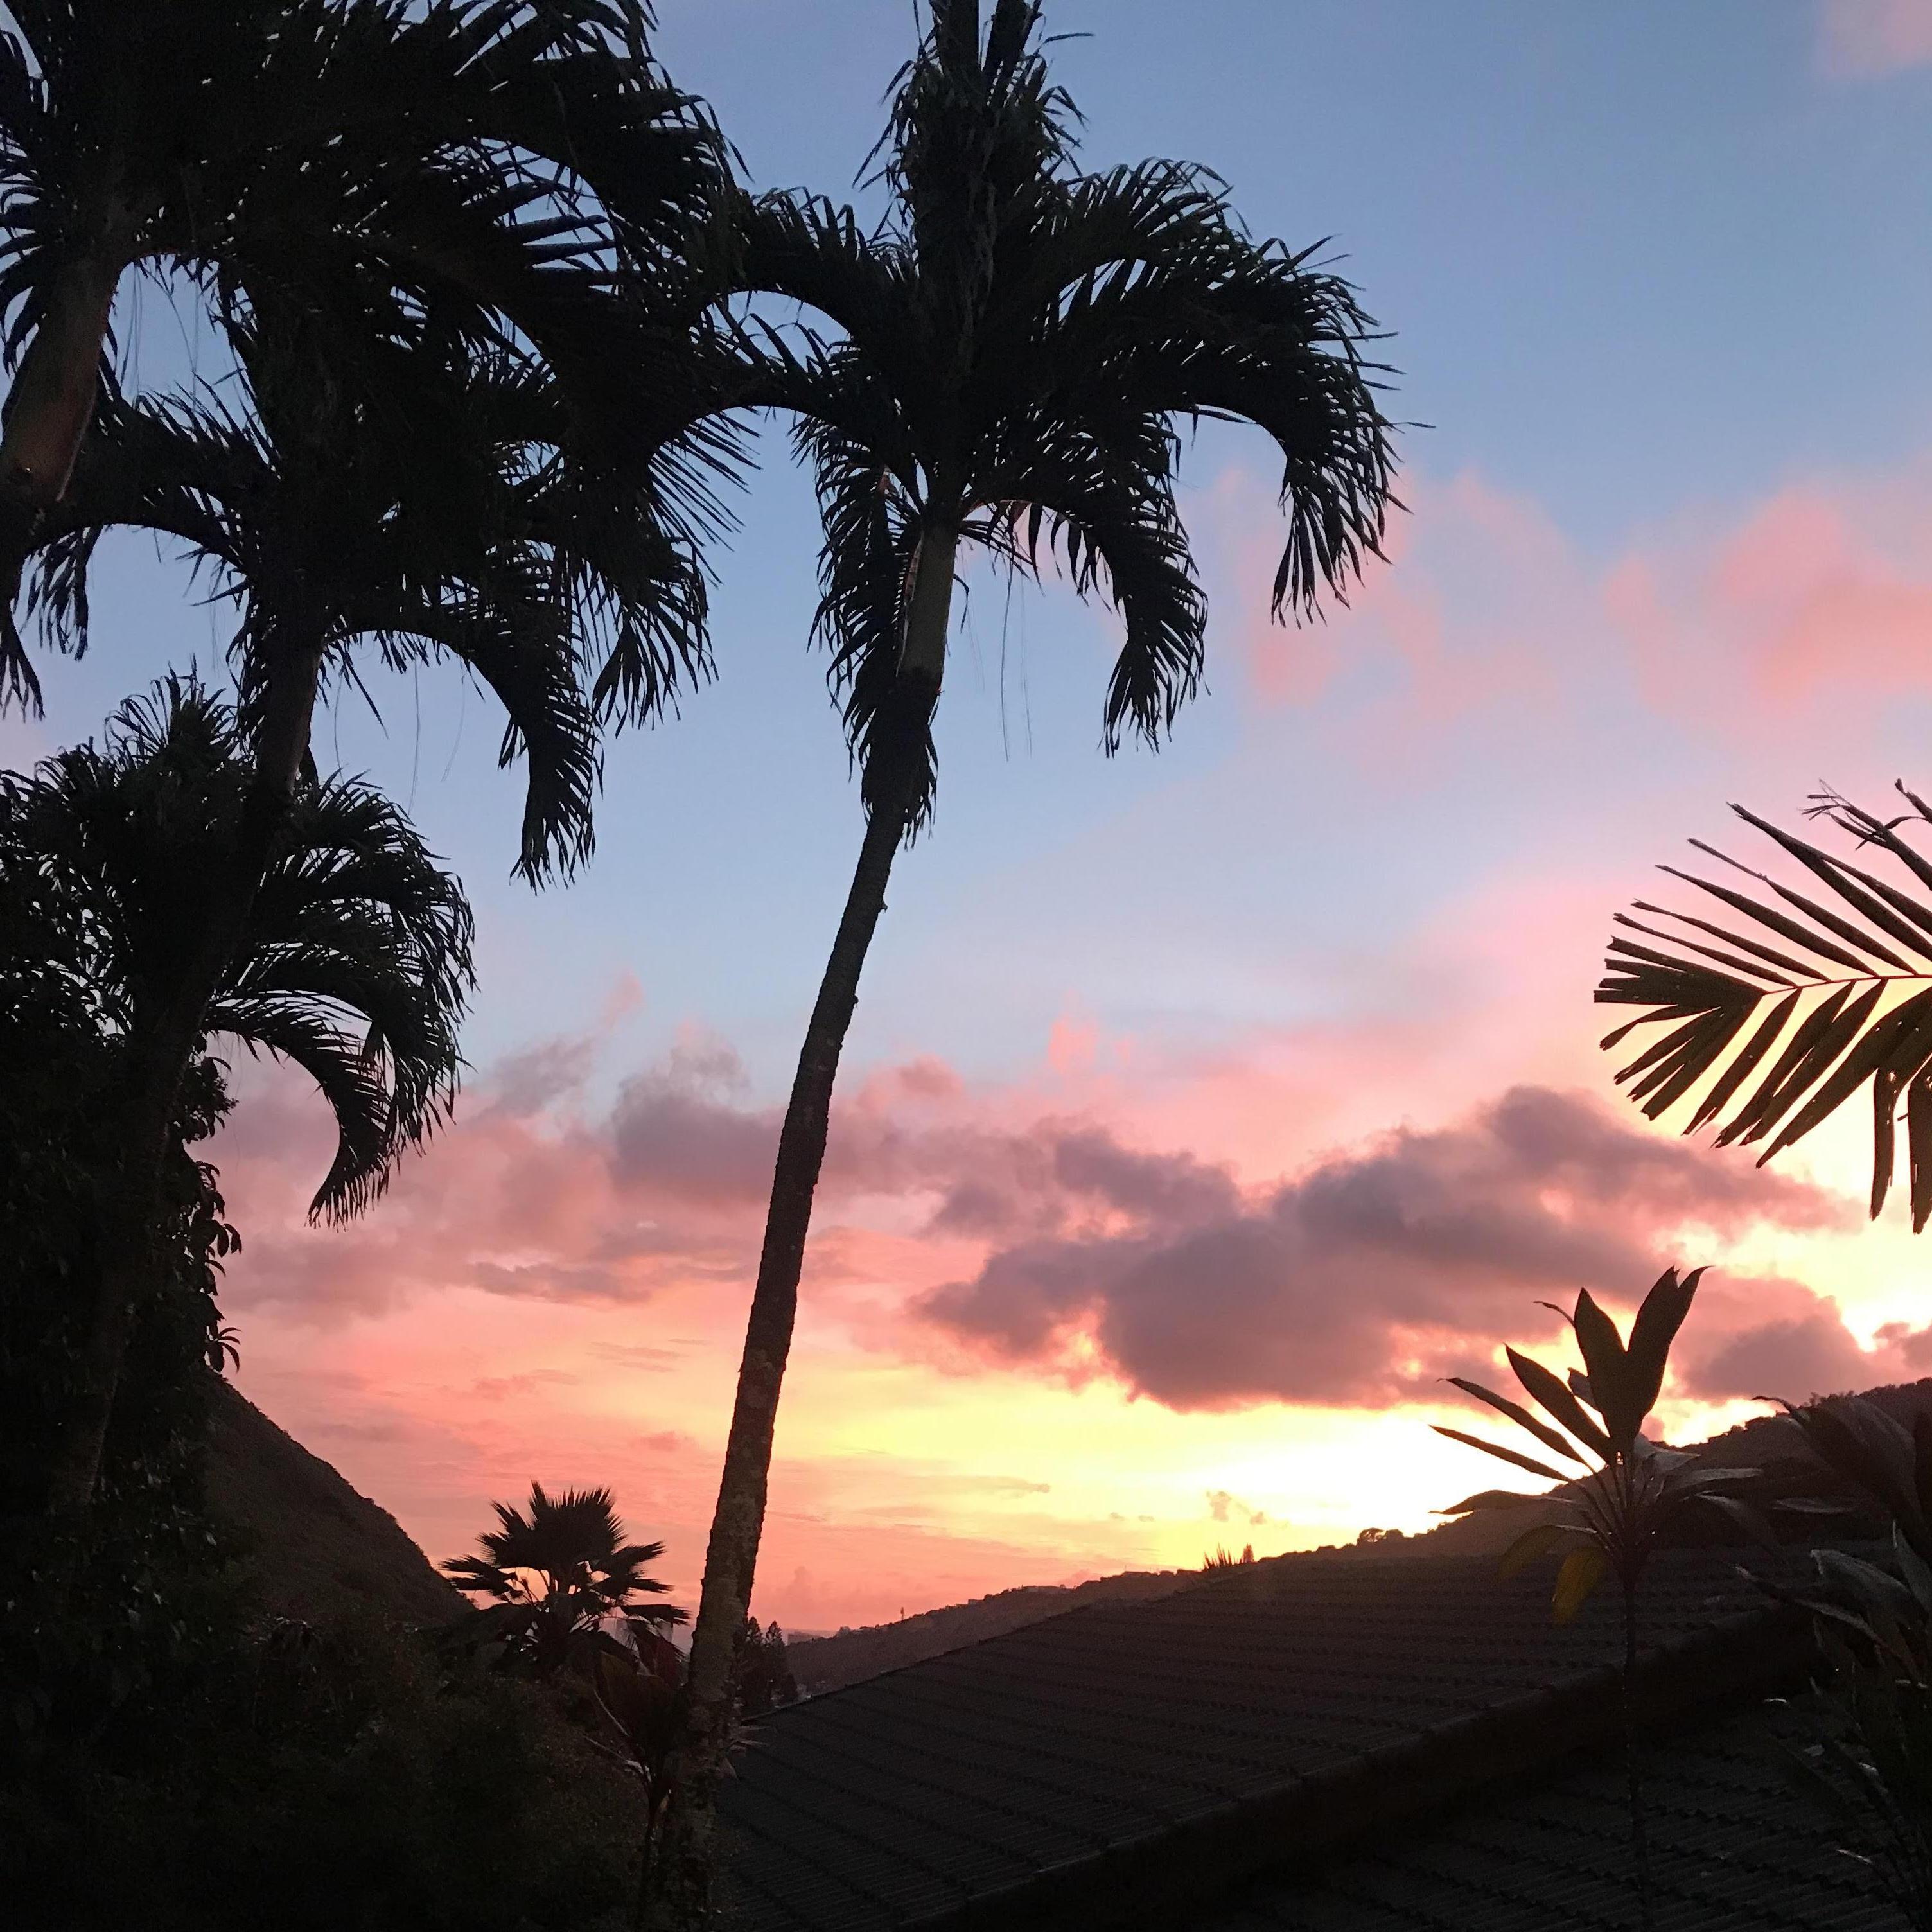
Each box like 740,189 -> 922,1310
1599,789 -> 1932,1227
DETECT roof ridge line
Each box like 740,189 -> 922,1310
885,1595 -> 1813,1932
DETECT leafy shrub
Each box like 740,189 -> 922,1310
4,1611 -> 642,1932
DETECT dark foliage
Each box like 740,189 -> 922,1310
32,315 -> 724,883
1758,1396 -> 1932,1926
1202,1543 -> 1256,1568
442,1481 -> 686,1677
1436,1270 -> 1766,1932
2,1609 -> 644,1932
0,736 -> 236,1747
0,0 -> 737,708
733,1615 -> 800,1719
4,676 -> 475,1220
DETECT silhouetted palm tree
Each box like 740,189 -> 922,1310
443,1481 -> 685,1676
651,3 -> 1398,1917
26,314 -> 724,1516
0,0 -> 730,692
2,676 -> 474,1507
26,320 -> 723,1516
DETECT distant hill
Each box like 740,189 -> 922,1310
204,1376 -> 463,1628
787,1569 -> 1193,1694
787,1380 -> 1932,1693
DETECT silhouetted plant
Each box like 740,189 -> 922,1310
1599,784 -> 1932,1227
1201,1544 -> 1256,1569
443,1483 -> 685,1679
23,303 -> 723,1518
1758,1396 -> 1932,1928
0,0 -> 733,692
7,3 -> 737,1522
1436,1269 -> 1764,1932
732,1616 -> 799,1720
655,3 -> 1396,1912
2,677 -> 473,1521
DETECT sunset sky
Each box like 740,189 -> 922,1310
13,0 -> 1932,1631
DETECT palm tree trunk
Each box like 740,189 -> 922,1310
43,640 -> 326,1517
0,252 -> 123,581
645,529 -> 958,1930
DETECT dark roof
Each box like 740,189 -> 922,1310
1200,1701 -> 1904,1932
719,1545 -> 1852,1932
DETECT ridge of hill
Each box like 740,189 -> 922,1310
787,1569 -> 1194,1694
788,1378 -> 1932,1692
204,1376 -> 463,1628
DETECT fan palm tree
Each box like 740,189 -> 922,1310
649,3 -> 1398,1916
1597,784 -> 1932,1226
27,322 -> 717,1515
442,1481 -> 685,1677
0,0 -> 732,699
3,675 -> 474,1508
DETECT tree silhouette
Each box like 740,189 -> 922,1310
650,3 -> 1397,1918
443,1481 -> 685,1677
0,0 -> 731,689
3,676 -> 473,1509
24,311 -> 725,1517
1436,1270 -> 1766,1931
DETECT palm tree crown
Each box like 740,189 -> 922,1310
0,0 -> 733,705
1,674 -> 474,1216
739,0 -> 1394,827
649,9 -> 1400,1921
30,314 -> 723,877
443,1480 -> 685,1674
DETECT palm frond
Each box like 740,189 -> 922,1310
12,674 -> 474,1222
725,0 -> 1398,835
1599,788 -> 1932,1227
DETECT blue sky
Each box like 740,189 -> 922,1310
19,0 -> 1928,1094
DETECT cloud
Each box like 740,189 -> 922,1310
1206,1489 -> 1266,1525
1818,0 -> 1932,76
917,1085 -> 1849,1412
1675,1274 -> 1932,1403
1606,477 -> 1932,725
471,1369 -> 580,1401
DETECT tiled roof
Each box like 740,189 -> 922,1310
718,1547 -> 1833,1932
1200,1702 -> 1905,1931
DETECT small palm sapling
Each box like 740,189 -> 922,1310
1436,1268 -> 1765,1931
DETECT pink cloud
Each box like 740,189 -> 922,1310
1613,478 -> 1932,717
1224,469 -> 1576,766
1818,0 -> 1932,76
918,1084 -> 1847,1410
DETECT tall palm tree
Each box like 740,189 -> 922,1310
0,0 -> 731,698
443,1481 -> 685,1676
3,675 -> 474,1504
1597,784 -> 1932,1225
28,324 -> 719,1515
649,3 -> 1398,1915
